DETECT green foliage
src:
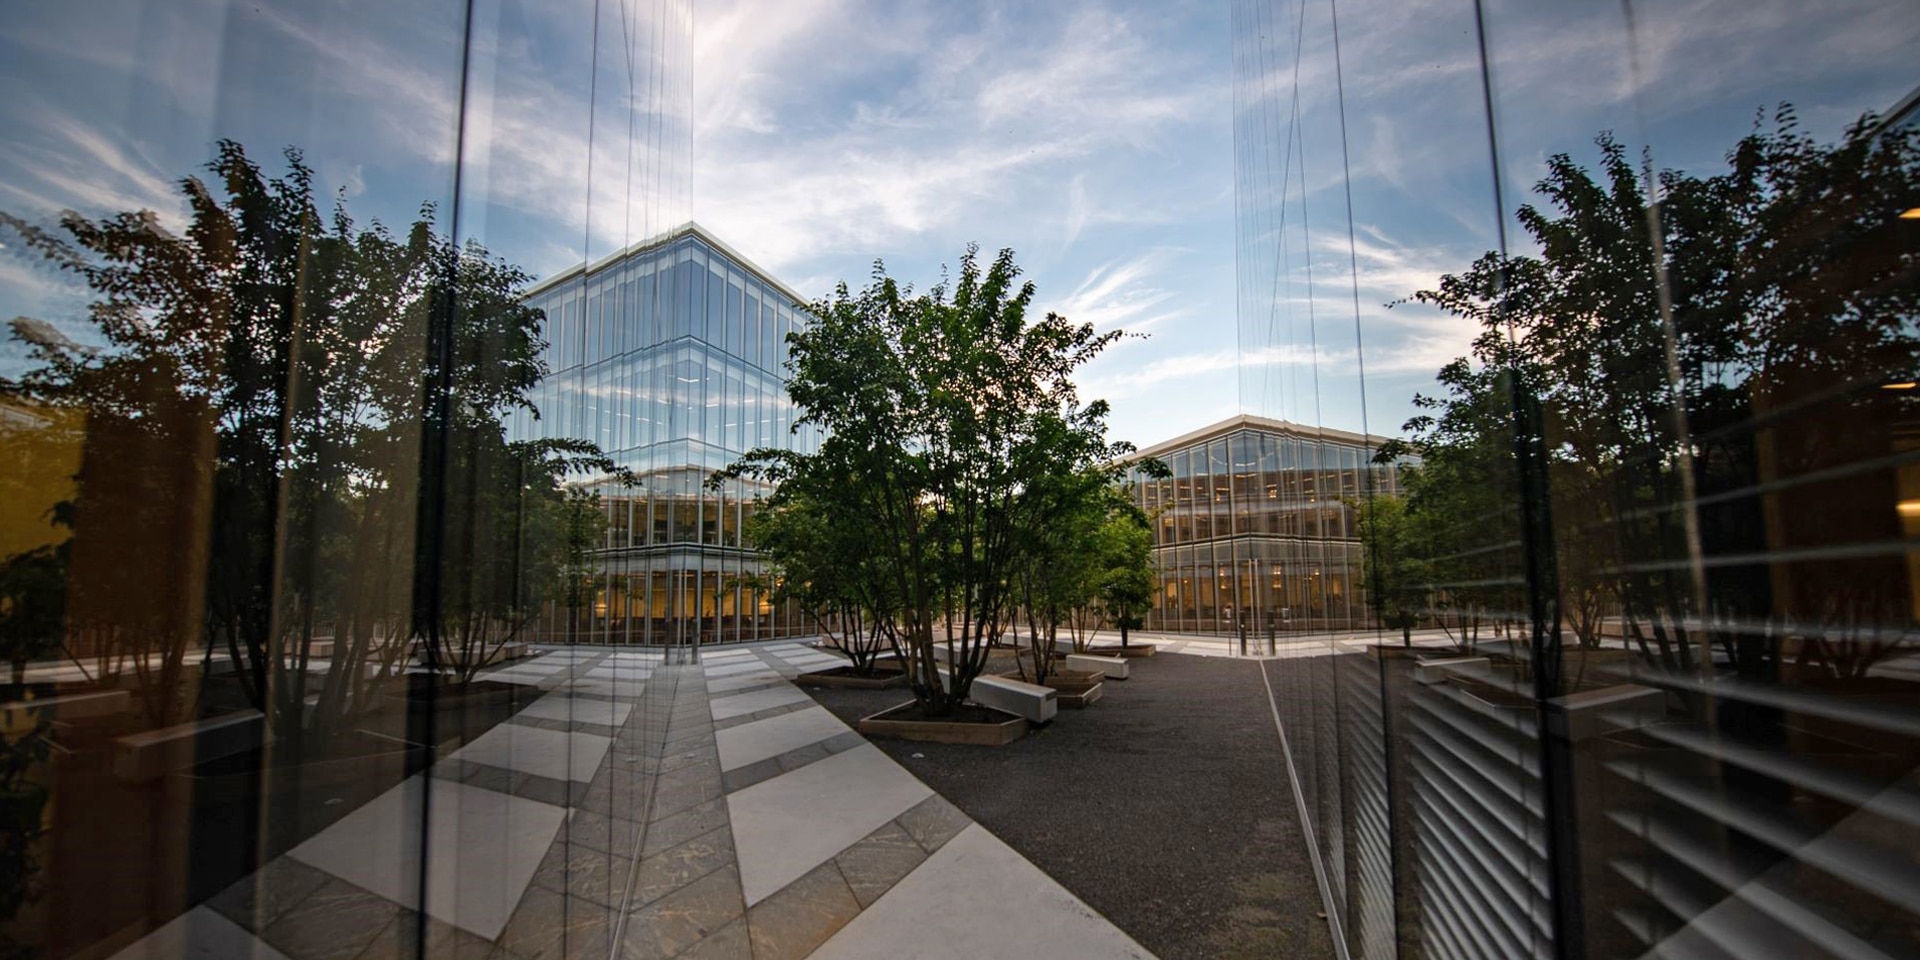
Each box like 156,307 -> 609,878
1,141 -> 612,728
1394,105 -> 1920,674
723,246 -> 1134,715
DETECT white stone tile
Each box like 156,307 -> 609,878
728,744 -> 931,905
706,673 -> 782,695
477,670 -> 549,686
714,706 -> 851,772
582,665 -> 652,681
549,680 -> 636,699
110,906 -> 290,960
708,684 -> 813,721
703,661 -> 774,678
451,722 -> 611,783
516,694 -> 634,727
700,649 -> 758,661
287,776 -> 565,941
808,825 -> 1152,960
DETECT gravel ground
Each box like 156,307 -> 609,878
802,651 -> 1336,960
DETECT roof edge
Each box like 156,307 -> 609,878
519,221 -> 811,307
1128,413 -> 1395,461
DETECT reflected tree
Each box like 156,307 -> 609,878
1395,106 -> 1920,688
1,141 -> 614,738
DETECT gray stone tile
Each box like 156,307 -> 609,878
896,793 -> 971,855
774,741 -> 830,773
495,885 -> 613,960
559,809 -> 642,855
720,757 -> 782,794
669,919 -> 752,960
462,763 -> 517,794
259,878 -> 399,960
819,731 -> 866,755
619,864 -> 744,960
833,821 -> 927,908
641,796 -> 730,856
657,746 -> 718,775
631,824 -> 736,909
349,911 -> 494,960
510,772 -> 571,807
207,857 -> 331,932
530,840 -> 632,907
744,861 -> 860,960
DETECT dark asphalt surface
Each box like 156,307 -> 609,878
803,652 -> 1336,960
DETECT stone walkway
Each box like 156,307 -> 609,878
110,642 -> 1152,960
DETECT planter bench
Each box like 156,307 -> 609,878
114,710 -> 264,782
1413,656 -> 1490,685
6,689 -> 131,722
967,675 -> 1057,725
1065,653 -> 1129,680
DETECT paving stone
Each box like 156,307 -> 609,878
657,746 -> 719,775
496,885 -> 613,960
619,865 -> 745,960
631,825 -> 736,909
510,772 -> 571,807
643,797 -> 730,855
349,910 -> 494,960
207,856 -> 331,932
896,794 -> 970,854
560,809 -> 643,855
462,762 -> 518,794
818,731 -> 866,755
720,757 -> 782,794
744,861 -> 860,960
530,839 -> 632,907
259,877 -> 399,960
833,821 -> 928,908
774,741 -> 830,773
669,918 -> 752,960
648,767 -> 723,821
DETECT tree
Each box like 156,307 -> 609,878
1092,497 -> 1157,650
740,482 -> 901,676
1,141 -> 612,737
1352,493 -> 1425,647
723,246 -> 1134,717
1396,105 -> 1920,690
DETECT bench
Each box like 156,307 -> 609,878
1546,684 -> 1665,742
1065,653 -> 1128,680
4,689 -> 131,721
114,710 -> 265,781
1413,657 -> 1490,685
966,675 -> 1057,725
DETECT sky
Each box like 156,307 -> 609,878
1,0 -> 1916,448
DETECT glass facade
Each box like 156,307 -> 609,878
1231,1 -> 1920,959
1124,416 -> 1401,634
511,225 -> 819,645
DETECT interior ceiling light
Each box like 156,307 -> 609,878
1883,382 -> 1918,390
1902,208 -> 1920,220
1899,500 -> 1920,517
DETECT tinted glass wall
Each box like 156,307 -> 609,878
511,227 -> 819,645
1233,0 -> 1920,958
1124,418 -> 1402,634
0,2 -> 692,958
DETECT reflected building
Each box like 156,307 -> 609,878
513,222 -> 819,645
1123,415 -> 1401,635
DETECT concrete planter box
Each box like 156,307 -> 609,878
1090,643 -> 1157,659
794,667 -> 909,690
1065,654 -> 1129,680
1002,670 -> 1103,709
857,702 -> 1028,745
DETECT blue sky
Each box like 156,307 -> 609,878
2,0 -> 1916,448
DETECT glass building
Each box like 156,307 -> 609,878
1123,415 -> 1401,634
513,223 -> 819,646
